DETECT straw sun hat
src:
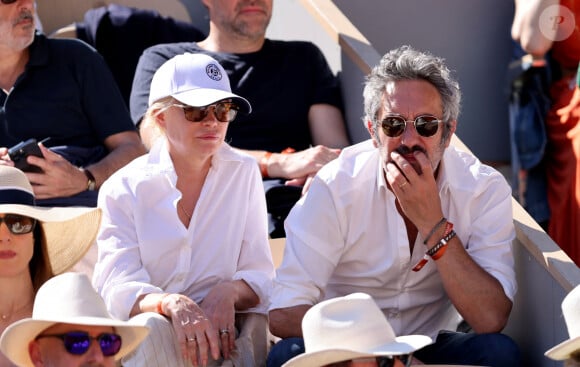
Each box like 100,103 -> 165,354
0,165 -> 101,274
0,272 -> 149,367
283,292 -> 433,367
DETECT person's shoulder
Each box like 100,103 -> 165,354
443,146 -> 510,193
318,140 -> 377,181
266,39 -> 323,55
45,35 -> 99,56
142,41 -> 199,59
218,144 -> 256,166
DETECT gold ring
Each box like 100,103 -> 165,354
187,337 -> 196,343
399,181 -> 408,189
219,329 -> 229,335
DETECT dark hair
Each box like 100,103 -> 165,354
28,223 -> 54,292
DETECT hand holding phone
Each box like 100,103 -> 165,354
8,138 -> 46,173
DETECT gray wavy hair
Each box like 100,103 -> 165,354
363,45 -> 461,141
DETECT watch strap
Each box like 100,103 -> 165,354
82,168 -> 96,191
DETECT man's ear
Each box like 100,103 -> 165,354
367,120 -> 379,148
443,119 -> 458,148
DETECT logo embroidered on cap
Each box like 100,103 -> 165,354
206,64 -> 222,81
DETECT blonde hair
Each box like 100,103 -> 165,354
139,97 -> 175,150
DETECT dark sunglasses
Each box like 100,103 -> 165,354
1,0 -> 17,4
379,114 -> 443,138
0,214 -> 36,235
377,354 -> 412,367
173,102 -> 239,123
36,331 -> 122,357
331,354 -> 411,367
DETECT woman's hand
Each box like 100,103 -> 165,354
162,293 -> 220,367
200,282 -> 237,360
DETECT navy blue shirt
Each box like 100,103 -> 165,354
0,33 -> 137,207
0,33 -> 136,149
130,40 -> 343,153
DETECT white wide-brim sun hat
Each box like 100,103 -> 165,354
0,165 -> 101,274
282,292 -> 433,367
0,272 -> 149,367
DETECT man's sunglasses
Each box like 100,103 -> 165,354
331,354 -> 411,367
1,0 -> 18,4
377,354 -> 412,367
173,102 -> 239,123
0,214 -> 36,235
379,114 -> 443,138
36,331 -> 122,357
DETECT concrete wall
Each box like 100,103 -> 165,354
332,0 -> 515,163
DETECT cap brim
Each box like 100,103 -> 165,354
283,335 -> 432,367
173,88 -> 251,114
1,317 -> 149,367
545,336 -> 580,360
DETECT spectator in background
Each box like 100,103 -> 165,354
545,284 -> 580,366
93,53 -> 274,367
511,0 -> 580,264
130,0 -> 350,238
0,0 -> 145,207
0,272 -> 149,367
0,165 -> 101,366
74,3 -> 206,107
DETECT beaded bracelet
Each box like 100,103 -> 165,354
423,217 -> 447,245
412,222 -> 455,272
429,229 -> 456,260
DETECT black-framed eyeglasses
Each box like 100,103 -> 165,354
36,331 -> 122,357
0,214 -> 36,235
379,114 -> 443,138
0,0 -> 18,4
172,101 -> 239,123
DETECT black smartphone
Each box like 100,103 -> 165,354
8,138 -> 46,173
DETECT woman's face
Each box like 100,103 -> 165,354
159,101 -> 232,160
0,214 -> 35,277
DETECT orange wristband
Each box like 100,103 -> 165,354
156,294 -> 170,315
260,152 -> 272,178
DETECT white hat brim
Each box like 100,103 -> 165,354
173,88 -> 251,114
282,335 -> 433,367
545,336 -> 580,360
0,204 -> 101,275
1,317 -> 149,367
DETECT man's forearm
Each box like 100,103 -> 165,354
268,304 -> 311,338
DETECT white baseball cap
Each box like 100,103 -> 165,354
148,53 -> 251,114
